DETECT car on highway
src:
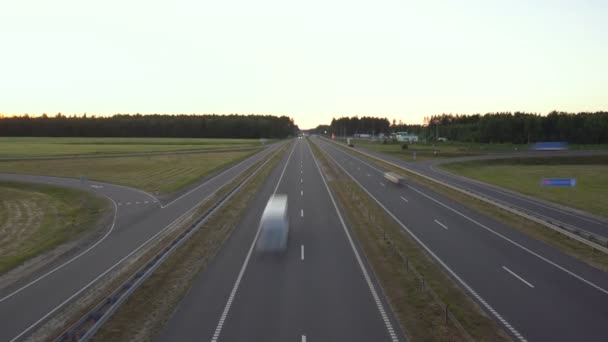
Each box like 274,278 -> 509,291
256,194 -> 289,252
384,172 -> 404,185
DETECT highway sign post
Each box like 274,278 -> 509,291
541,178 -> 576,187
541,178 -> 576,205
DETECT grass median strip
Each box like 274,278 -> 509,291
0,181 -> 109,274
335,142 -> 608,271
89,142 -> 289,341
309,139 -> 508,341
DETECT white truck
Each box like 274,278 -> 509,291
383,172 -> 404,185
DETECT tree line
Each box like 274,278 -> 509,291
315,111 -> 608,144
0,114 -> 298,139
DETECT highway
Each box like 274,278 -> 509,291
0,142 -> 283,341
314,136 -> 608,342
345,142 -> 608,239
158,137 -> 403,342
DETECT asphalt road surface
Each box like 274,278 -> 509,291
345,142 -> 608,239
0,142 -> 282,342
158,138 -> 404,342
315,136 -> 608,342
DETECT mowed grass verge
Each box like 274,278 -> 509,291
308,139 -> 508,341
0,137 -> 267,158
440,156 -> 608,218
0,149 -> 259,194
0,181 -> 109,274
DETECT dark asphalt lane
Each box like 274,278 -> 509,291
0,142 -> 283,342
317,137 -> 608,342
345,142 -> 608,239
158,138 -> 403,342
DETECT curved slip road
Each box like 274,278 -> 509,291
343,143 -> 608,239
0,142 -> 284,342
158,138 -> 404,342
317,136 -> 608,342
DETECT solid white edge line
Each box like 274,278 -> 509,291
0,198 -> 118,305
8,144 -> 286,342
400,196 -> 408,203
315,137 -> 526,342
307,140 -> 399,342
211,139 -> 297,342
434,219 -> 449,230
324,137 -> 608,296
407,184 -> 608,296
502,266 -> 535,288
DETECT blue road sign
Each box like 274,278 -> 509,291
541,178 -> 576,187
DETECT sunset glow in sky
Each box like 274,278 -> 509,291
1,0 -> 606,128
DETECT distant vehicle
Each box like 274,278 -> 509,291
256,194 -> 289,252
383,172 -> 403,185
347,138 -> 354,147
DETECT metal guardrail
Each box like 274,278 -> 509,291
322,137 -> 608,254
54,148 -> 280,342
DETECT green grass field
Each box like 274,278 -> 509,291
0,181 -> 109,274
0,149 -> 258,194
440,156 -> 608,217
0,137 -> 268,158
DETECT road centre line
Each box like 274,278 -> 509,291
400,196 -> 408,203
301,209 -> 304,217
380,182 -> 386,187
308,140 -> 400,342
318,140 -> 525,341
325,137 -> 608,296
6,142 -> 287,342
301,245 -> 305,261
301,190 -> 303,196
407,184 -> 608,296
434,219 -> 448,230
502,266 -> 535,288
211,139 -> 298,342
302,335 -> 306,342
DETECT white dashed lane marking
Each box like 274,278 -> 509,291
503,266 -> 535,288
434,219 -> 448,230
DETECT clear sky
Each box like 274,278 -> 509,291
1,0 -> 606,129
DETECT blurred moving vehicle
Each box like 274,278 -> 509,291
383,172 -> 404,185
256,194 -> 289,252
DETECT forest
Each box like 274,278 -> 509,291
318,111 -> 608,144
0,114 -> 297,139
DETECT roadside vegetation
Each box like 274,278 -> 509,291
308,139 -> 508,341
0,181 -> 109,274
440,156 -> 608,218
0,137 -> 266,158
0,149 -> 259,194
333,142 -> 608,271
90,142 -> 289,341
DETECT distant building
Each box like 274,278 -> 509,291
393,131 -> 418,142
437,137 -> 448,142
